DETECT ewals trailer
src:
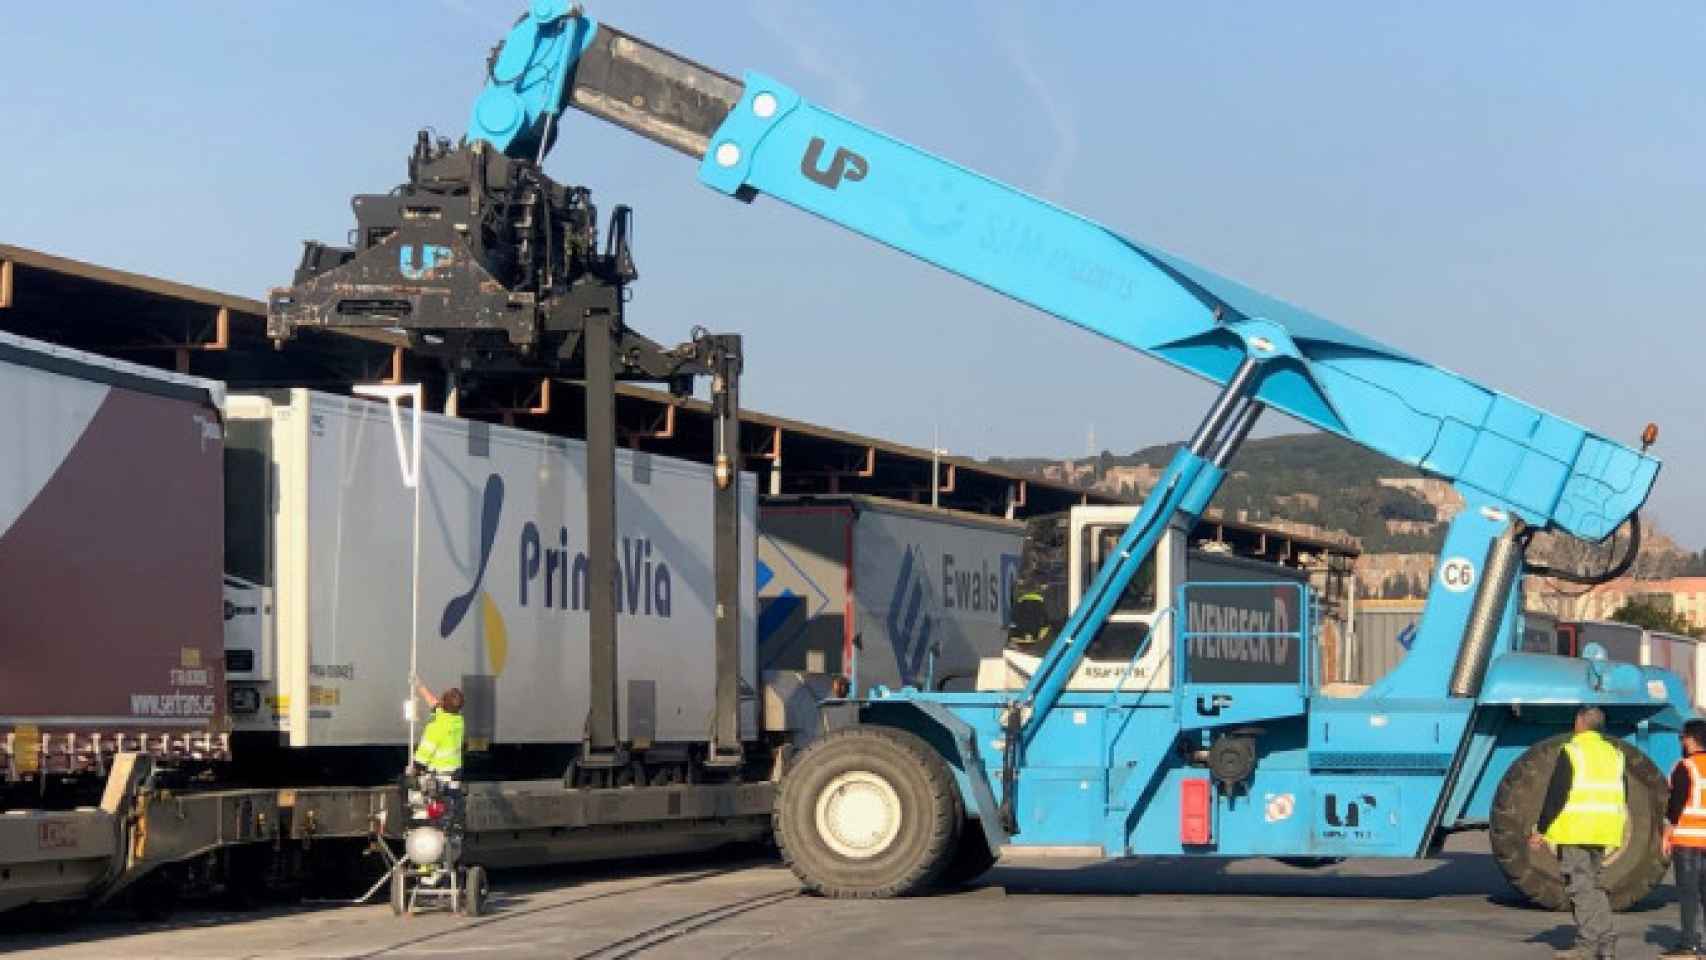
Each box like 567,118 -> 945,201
757,495 -> 1023,696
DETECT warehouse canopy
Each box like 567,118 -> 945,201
0,242 -> 1359,559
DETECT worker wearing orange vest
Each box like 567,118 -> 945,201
1661,719 -> 1706,960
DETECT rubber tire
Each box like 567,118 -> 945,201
1489,733 -> 1669,911
774,725 -> 960,898
390,868 -> 407,916
936,827 -> 999,888
463,865 -> 487,917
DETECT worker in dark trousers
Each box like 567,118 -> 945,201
1661,719 -> 1706,959
1532,706 -> 1629,960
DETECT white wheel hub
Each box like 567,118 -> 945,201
814,770 -> 904,859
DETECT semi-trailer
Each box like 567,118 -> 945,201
221,388 -> 760,784
756,495 -> 1024,696
1,330 -> 229,802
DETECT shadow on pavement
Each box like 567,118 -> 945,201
987,851 -> 1508,901
981,850 -> 1676,915
0,844 -> 782,952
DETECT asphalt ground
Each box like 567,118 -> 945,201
1,834 -> 1694,959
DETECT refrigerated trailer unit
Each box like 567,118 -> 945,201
1,331 -> 227,793
223,389 -> 758,774
756,496 -> 1024,695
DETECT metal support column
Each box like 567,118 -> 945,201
708,336 -> 744,764
583,309 -> 622,764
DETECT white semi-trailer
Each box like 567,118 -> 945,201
222,389 -> 758,773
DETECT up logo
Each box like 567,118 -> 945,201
400,243 -> 452,281
800,137 -> 868,190
1324,793 -> 1377,828
440,474 -> 509,675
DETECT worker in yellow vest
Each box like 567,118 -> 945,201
413,681 -> 466,775
1661,719 -> 1706,960
1531,706 -> 1628,960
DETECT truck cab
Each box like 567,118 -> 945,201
980,506 -> 1312,695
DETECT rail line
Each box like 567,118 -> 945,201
352,864 -> 796,959
571,888 -> 799,959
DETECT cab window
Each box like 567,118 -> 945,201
1080,525 -> 1157,614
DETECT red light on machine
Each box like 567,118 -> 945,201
1180,778 -> 1213,845
426,799 -> 447,820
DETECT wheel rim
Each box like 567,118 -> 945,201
814,770 -> 904,860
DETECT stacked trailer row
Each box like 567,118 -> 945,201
0,332 -> 782,916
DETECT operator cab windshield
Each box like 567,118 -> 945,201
1077,524 -> 1155,662
1006,513 -> 1156,662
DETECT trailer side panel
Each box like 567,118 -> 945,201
0,333 -> 225,773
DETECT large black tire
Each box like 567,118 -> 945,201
936,827 -> 999,888
774,725 -> 961,898
1489,733 -> 1669,910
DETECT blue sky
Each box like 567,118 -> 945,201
3,2 -> 1701,547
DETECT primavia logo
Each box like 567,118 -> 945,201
438,475 -> 675,672
518,523 -> 673,619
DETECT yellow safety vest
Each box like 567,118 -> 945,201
414,709 -> 465,773
1544,731 -> 1628,849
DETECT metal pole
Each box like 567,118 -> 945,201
931,419 -> 940,509
354,383 -> 425,767
709,337 -> 743,762
584,311 -> 620,761
409,409 -> 423,757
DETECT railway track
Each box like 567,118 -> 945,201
346,863 -> 799,959
570,887 -> 800,959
